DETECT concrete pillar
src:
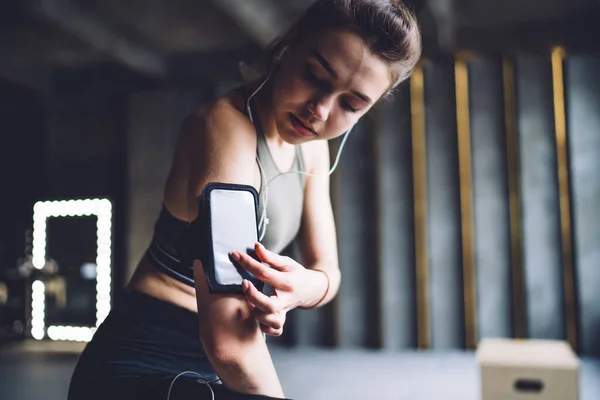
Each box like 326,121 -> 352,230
566,52 -> 600,356
424,60 -> 464,349
516,53 -> 565,340
468,58 -> 512,339
0,81 -> 45,294
376,85 -> 418,349
335,115 -> 380,348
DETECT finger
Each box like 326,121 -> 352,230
233,252 -> 292,290
254,243 -> 290,272
243,280 -> 279,314
251,308 -> 285,331
260,324 -> 283,337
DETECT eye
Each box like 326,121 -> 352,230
304,65 -> 360,113
342,101 -> 358,113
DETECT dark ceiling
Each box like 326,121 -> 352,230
1,0 -> 599,92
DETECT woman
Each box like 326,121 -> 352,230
68,0 -> 421,399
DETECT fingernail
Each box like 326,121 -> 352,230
242,280 -> 249,290
231,252 -> 240,261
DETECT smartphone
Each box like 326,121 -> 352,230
197,182 -> 264,294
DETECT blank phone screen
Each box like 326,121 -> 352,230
209,188 -> 258,285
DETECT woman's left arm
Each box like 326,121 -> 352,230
294,139 -> 340,308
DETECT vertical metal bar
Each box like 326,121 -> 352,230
410,65 -> 430,350
502,56 -> 527,339
329,143 -> 342,348
551,46 -> 578,351
371,107 -> 384,349
455,58 -> 478,349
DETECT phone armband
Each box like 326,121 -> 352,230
190,182 -> 265,295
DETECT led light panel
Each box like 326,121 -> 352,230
31,198 -> 111,342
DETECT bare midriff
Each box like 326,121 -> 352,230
127,255 -> 199,313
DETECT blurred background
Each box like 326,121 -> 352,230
1,0 -> 600,399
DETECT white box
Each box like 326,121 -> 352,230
476,338 -> 579,400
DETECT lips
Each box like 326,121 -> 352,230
289,113 -> 317,137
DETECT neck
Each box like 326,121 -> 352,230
252,76 -> 287,148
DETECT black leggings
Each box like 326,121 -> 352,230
68,290 -> 288,400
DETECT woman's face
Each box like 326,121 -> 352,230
271,28 -> 393,144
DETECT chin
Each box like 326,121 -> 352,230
276,118 -> 313,144
283,129 -> 308,145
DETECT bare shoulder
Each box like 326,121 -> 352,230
174,91 -> 260,202
183,93 -> 255,150
184,93 -> 258,173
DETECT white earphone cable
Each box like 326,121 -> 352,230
166,371 -> 220,400
245,68 -> 354,241
255,126 -> 353,240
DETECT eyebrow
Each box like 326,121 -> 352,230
351,90 -> 372,104
310,49 -> 373,105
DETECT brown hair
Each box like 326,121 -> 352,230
267,0 -> 422,90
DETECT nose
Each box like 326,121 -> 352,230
308,94 -> 334,121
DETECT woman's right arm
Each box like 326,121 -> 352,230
183,103 -> 285,398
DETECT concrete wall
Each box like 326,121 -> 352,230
566,53 -> 600,356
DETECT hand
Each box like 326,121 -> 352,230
230,243 -> 312,336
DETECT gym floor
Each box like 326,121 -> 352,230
1,340 -> 599,400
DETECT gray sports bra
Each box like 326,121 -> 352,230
252,99 -> 306,254
145,87 -> 307,287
